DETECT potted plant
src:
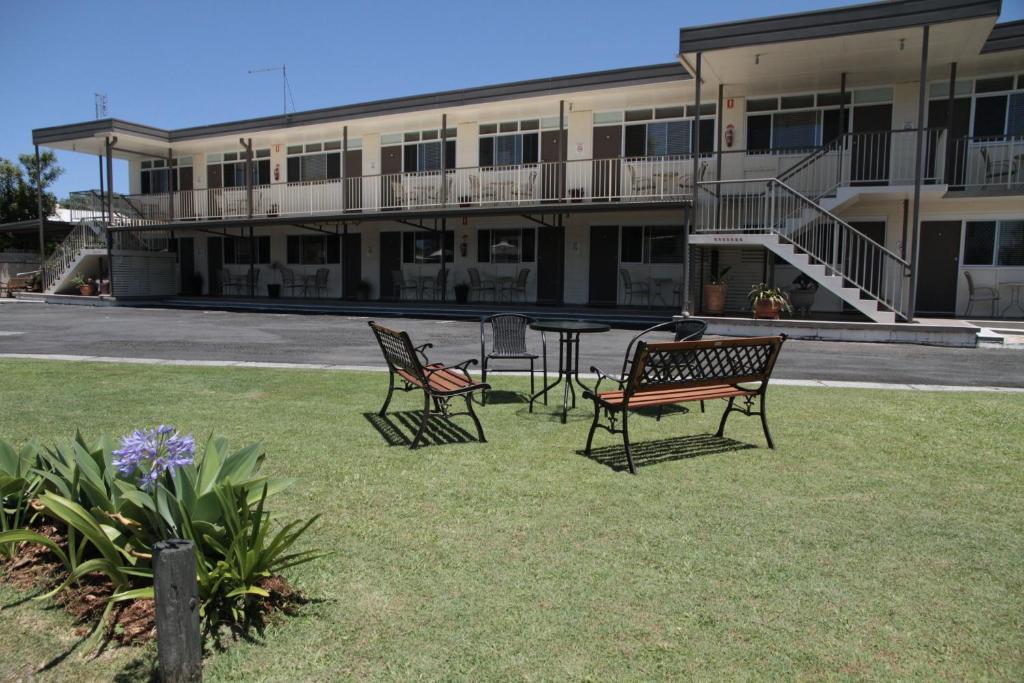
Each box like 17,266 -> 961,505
69,274 -> 96,296
356,280 -> 372,301
703,265 -> 731,315
748,282 -> 792,320
454,281 -> 470,304
788,274 -> 818,317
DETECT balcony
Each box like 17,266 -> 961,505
102,156 -> 705,227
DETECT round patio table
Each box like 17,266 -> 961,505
528,320 -> 610,423
1001,282 -> 1024,317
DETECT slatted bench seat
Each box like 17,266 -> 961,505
369,321 -> 490,448
583,335 -> 786,474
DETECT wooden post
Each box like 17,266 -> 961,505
153,539 -> 202,683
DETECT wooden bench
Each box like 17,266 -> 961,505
583,335 -> 786,474
1,271 -> 39,297
369,321 -> 490,448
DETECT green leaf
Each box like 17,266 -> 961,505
0,529 -> 70,568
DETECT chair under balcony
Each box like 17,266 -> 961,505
508,268 -> 530,303
279,267 -> 305,297
619,269 -> 650,306
306,268 -> 329,298
979,147 -> 1023,186
467,268 -> 496,302
963,271 -> 1000,316
391,269 -> 419,300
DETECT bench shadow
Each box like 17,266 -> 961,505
578,433 -> 756,472
363,411 -> 478,447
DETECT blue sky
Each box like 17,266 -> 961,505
2,0 -> 1022,199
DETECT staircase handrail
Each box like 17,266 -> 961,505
41,223 -> 107,293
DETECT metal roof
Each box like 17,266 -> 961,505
33,62 -> 688,146
678,0 -> 1002,54
981,19 -> 1024,53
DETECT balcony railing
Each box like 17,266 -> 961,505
109,155 -> 705,227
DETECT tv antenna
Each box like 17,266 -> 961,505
94,92 -> 109,119
248,64 -> 296,115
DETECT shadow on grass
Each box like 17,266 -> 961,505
579,433 -> 756,472
363,411 -> 478,447
482,389 -> 529,405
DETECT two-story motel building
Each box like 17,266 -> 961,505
30,0 -> 1024,323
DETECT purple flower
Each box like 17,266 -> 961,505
112,426 -> 195,491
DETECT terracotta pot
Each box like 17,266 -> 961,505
703,283 -> 727,315
79,284 -> 95,296
754,300 -> 782,319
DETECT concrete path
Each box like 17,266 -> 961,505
1,301 -> 1023,388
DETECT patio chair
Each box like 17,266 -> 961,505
590,318 -> 709,417
619,269 -> 650,305
279,266 -> 305,297
979,147 -> 1022,186
468,267 -> 496,302
469,175 -> 497,203
963,270 -> 1000,317
425,269 -> 448,301
480,313 -> 547,405
388,179 -> 408,208
368,321 -> 489,448
391,269 -> 419,300
307,268 -> 329,298
511,171 -> 537,201
220,269 -> 240,295
508,268 -> 530,303
627,164 -> 658,196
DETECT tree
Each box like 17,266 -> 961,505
0,151 -> 64,224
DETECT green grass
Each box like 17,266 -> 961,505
1,358 -> 1022,681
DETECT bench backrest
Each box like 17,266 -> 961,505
368,321 -> 425,383
625,336 -> 785,396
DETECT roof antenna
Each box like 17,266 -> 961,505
249,64 -> 296,116
94,92 -> 108,119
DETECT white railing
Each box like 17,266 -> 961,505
42,223 -> 107,293
946,135 -> 1024,190
696,178 -> 910,319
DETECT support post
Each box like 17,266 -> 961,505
838,72 -> 847,187
167,148 -> 175,221
440,114 -> 448,206
559,100 -> 566,201
342,125 -> 348,211
98,155 -> 105,226
944,61 -> 957,185
153,540 -> 202,683
440,217 -> 447,302
907,24 -> 930,322
35,145 -> 45,267
240,138 -> 254,298
105,137 -> 117,293
682,53 -> 701,317
715,83 -> 724,230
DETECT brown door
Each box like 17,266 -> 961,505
206,236 -> 223,295
344,149 -> 362,210
541,130 -> 563,201
206,164 -> 222,218
536,225 -> 564,304
592,125 -> 622,201
915,221 -> 962,315
927,97 -> 971,185
381,145 -> 402,208
177,167 -> 194,219
379,231 -> 402,300
342,233 -> 362,298
850,104 -> 893,184
589,226 -> 619,305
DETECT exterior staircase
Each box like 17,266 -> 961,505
41,222 -> 108,294
695,175 -> 910,323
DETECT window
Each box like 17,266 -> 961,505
963,220 -> 1024,266
140,157 -> 193,195
286,142 -> 341,182
223,236 -> 271,265
479,120 -> 540,167
286,234 -> 340,265
619,106 -> 715,158
476,228 -> 535,263
381,129 -> 456,173
206,150 -> 270,187
619,226 -> 685,263
745,89 -> 868,152
402,231 -> 455,264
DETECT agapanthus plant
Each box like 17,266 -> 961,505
112,425 -> 195,491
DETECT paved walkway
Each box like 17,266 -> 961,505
1,302 -> 1023,388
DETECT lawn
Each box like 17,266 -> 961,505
0,358 -> 1022,681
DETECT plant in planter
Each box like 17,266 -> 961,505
748,282 -> 793,320
454,281 -> 470,304
788,274 -> 818,317
356,280 -> 372,301
703,266 -> 731,315
69,274 -> 96,296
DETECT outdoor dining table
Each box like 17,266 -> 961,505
528,320 -> 611,423
1001,281 -> 1024,317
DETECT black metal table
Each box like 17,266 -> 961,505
528,320 -> 611,423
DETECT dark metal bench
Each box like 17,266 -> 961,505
369,321 -> 490,448
583,335 -> 786,474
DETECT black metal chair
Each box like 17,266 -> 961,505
591,318 -> 708,417
480,313 -> 547,405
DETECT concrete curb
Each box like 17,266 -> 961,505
1,353 -> 1022,393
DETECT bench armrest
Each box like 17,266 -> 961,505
590,365 -> 626,394
424,358 -> 480,383
413,342 -> 433,363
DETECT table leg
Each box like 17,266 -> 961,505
561,334 -> 574,423
528,331 -> 566,412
